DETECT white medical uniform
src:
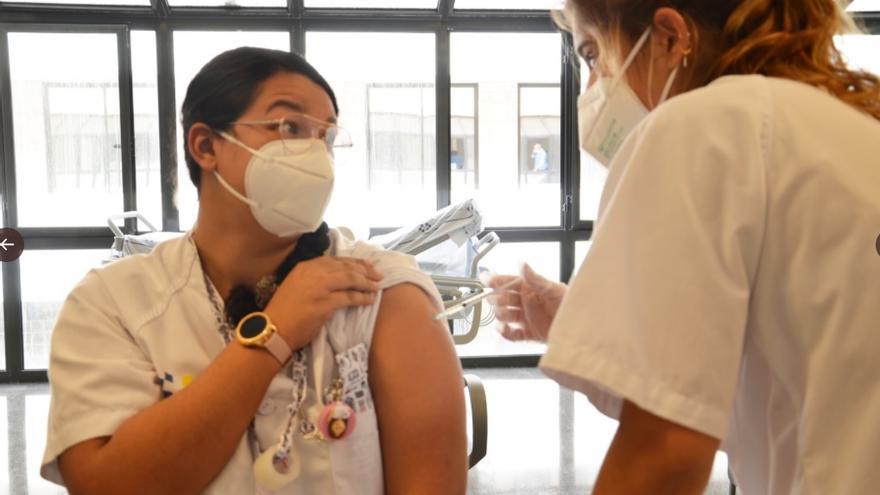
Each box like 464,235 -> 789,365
541,75 -> 880,494
41,229 -> 443,494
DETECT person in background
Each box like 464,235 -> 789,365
531,143 -> 549,172
489,0 -> 880,493
41,47 -> 467,495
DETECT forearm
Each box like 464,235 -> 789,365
61,343 -> 281,495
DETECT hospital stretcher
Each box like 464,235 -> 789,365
106,202 -> 495,468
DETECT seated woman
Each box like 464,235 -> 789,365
40,47 -> 467,495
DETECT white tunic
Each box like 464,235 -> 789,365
541,75 -> 880,494
41,229 -> 442,494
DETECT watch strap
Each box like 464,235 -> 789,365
264,332 -> 293,365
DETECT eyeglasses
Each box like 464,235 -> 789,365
228,111 -> 353,153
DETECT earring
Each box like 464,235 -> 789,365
683,56 -> 689,69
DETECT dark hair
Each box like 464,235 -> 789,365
180,46 -> 340,190
180,47 -> 337,325
225,222 -> 332,327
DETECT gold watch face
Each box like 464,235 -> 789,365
237,312 -> 273,346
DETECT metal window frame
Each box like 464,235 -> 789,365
0,3 -> 877,380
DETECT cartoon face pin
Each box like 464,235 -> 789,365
318,402 -> 357,440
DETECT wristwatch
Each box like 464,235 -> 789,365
235,312 -> 292,365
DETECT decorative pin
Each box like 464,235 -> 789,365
253,443 -> 300,491
318,378 -> 357,440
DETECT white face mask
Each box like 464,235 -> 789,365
215,133 -> 335,238
578,27 -> 679,166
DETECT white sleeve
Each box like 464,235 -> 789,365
540,79 -> 770,439
41,270 -> 160,485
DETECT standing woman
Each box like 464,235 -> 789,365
489,1 -> 880,493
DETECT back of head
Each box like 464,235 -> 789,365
180,46 -> 339,190
557,0 -> 880,121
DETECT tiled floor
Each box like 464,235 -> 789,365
0,368 -> 733,495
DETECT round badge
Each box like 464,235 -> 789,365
318,402 -> 357,440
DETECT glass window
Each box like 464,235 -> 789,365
0,0 -> 148,4
575,240 -> 592,273
454,0 -> 561,9
451,84 -> 478,188
451,33 -> 562,228
167,0 -> 286,6
837,35 -> 880,76
308,32 -> 436,234
9,33 -> 123,228
577,63 -> 608,222
305,0 -> 438,7
519,85 -> 561,185
455,241 -> 558,357
847,0 -> 880,11
21,250 -> 106,370
0,397 -> 7,494
132,31 -> 163,228
0,271 -> 5,372
173,31 -> 290,230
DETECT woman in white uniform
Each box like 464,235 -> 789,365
41,47 -> 467,494
489,1 -> 880,493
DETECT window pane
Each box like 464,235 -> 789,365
21,250 -> 105,370
0,0 -> 148,4
132,31 -> 163,228
847,0 -> 880,11
577,63 -> 609,222
520,85 -> 560,185
173,31 -> 290,230
0,271 -> 5,371
0,397 -> 7,494
308,32 -> 436,233
305,0 -> 437,7
837,35 -> 880,76
168,0 -> 285,6
451,33 -> 562,227
455,241 -> 558,357
9,33 -> 123,227
574,240 -> 592,275
455,0 -> 560,9
451,85 -> 478,187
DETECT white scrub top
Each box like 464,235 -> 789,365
541,75 -> 880,494
40,229 -> 442,494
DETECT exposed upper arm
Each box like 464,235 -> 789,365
57,437 -> 110,494
369,283 -> 468,495
594,400 -> 719,494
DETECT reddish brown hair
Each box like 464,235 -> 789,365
556,0 -> 880,120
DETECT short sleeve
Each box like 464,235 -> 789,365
41,270 -> 160,485
540,77 -> 770,439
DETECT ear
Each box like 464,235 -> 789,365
652,7 -> 692,70
188,122 -> 222,174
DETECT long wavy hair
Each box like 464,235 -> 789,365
556,0 -> 880,121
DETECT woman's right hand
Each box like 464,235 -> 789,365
486,263 -> 567,343
265,256 -> 383,351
